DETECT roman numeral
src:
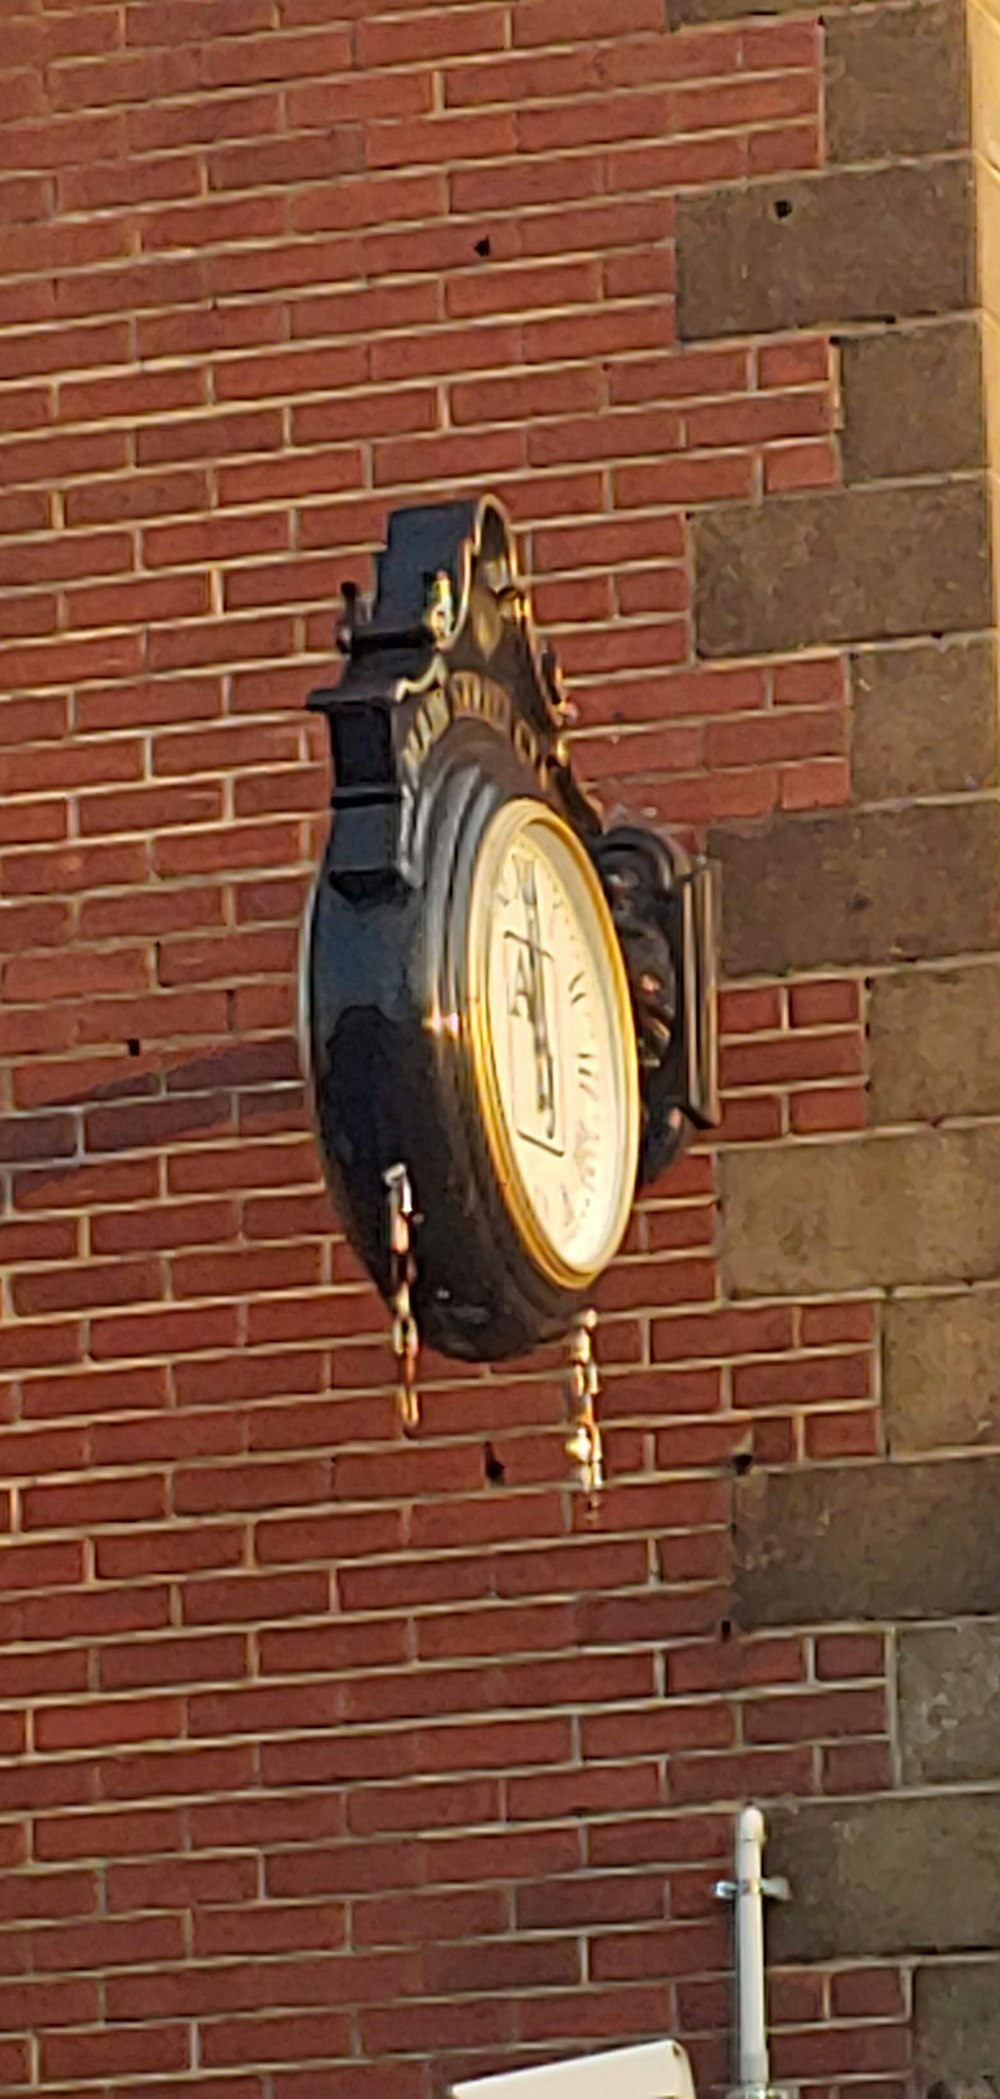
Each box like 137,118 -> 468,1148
514,853 -> 537,904
577,1048 -> 598,1100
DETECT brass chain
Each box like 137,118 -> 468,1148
565,1306 -> 603,1504
385,1163 -> 420,1436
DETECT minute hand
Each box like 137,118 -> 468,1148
523,872 -> 557,1139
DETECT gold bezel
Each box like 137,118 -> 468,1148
465,799 -> 640,1293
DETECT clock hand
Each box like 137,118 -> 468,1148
521,863 -> 557,1139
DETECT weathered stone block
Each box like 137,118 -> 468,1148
915,1962 -> 1000,2081
693,481 -> 989,657
735,1458 -> 1000,1625
886,1291 -> 1000,1453
899,1622 -> 1000,1782
840,322 -> 983,483
851,638 -> 997,801
825,3 -> 970,163
870,964 -> 1000,1124
677,164 -> 974,341
766,1796 -> 1000,1960
721,1126 -> 1000,1299
709,801 -> 1000,975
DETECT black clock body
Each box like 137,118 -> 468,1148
304,496 -> 718,1364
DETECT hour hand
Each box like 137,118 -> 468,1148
527,945 -> 556,1132
535,1020 -> 557,1138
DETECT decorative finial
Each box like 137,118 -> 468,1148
424,569 -> 455,645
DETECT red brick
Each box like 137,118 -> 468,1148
707,708 -> 845,771
758,335 -> 831,388
0,1319 -> 82,1374
89,1303 -> 241,1361
0,2041 -> 29,2087
452,366 -> 604,427
12,1256 -> 162,1317
2,838 -> 149,897
446,47 -> 598,109
174,1456 -> 334,1518
368,107 -> 517,175
653,1304 -> 793,1364
773,655 -> 847,707
358,6 -> 506,66
743,1687 -> 886,1745
722,1030 -> 862,1088
0,1216 -> 78,1265
805,1407 -> 882,1459
35,1696 -> 183,1754
687,391 -> 829,448
719,987 -> 784,1036
106,1854 -> 257,1913
671,1747 -> 814,1803
640,1207 -> 716,1255
22,1473 -> 167,1532
4,944 -> 150,1003
781,755 -> 851,808
831,1966 -> 906,2019
255,1507 -> 404,1567
668,1636 -> 805,1696
773,2023 -> 909,2080
100,1632 -> 248,1693
194,1898 -> 348,1960
513,0 -> 661,40
821,1739 -> 895,1794
41,2022 -> 190,2082
816,1633 -> 884,1682
791,1085 -> 868,1134
732,1352 -> 872,1409
614,451 -> 755,508
749,122 -> 821,175
790,978 -> 861,1026
800,1300 -> 877,1347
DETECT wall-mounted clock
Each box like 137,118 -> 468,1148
303,495 -> 718,1370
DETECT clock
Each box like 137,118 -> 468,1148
465,798 -> 639,1293
304,495 -> 718,1365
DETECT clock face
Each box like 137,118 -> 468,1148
466,800 -> 640,1290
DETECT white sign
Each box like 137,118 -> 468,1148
451,2039 -> 698,2099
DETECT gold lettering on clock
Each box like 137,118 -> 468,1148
400,672 -> 549,790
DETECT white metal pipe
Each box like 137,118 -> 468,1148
734,1805 -> 770,2096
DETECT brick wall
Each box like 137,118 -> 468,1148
1,0 -> 997,2093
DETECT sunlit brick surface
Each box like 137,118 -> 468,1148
0,0 -> 983,2091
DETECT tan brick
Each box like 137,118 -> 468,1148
736,1457 -> 1000,1625
677,163 -> 974,341
885,1290 -> 1000,1452
915,1961 -> 1000,2081
767,1794 -> 1000,1960
720,1126 -> 1000,1298
710,801 -> 1000,975
825,2 -> 970,163
694,481 -> 990,657
841,321 -> 983,483
851,637 -> 997,800
899,1623 -> 1000,1782
870,962 -> 1000,1123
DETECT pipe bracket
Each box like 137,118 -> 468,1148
713,1876 -> 791,1903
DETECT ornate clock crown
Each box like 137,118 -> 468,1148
307,495 -> 604,886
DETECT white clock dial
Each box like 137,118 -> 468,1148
466,801 -> 640,1288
